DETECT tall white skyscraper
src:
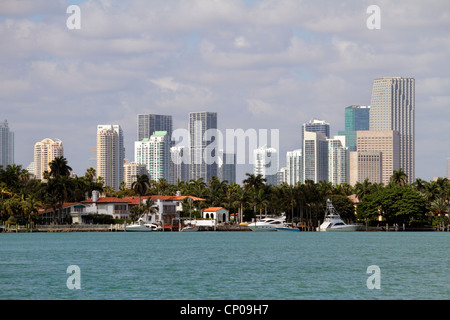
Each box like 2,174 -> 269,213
97,125 -> 124,191
170,146 -> 188,185
286,149 -> 302,186
135,131 -> 170,182
253,145 -> 278,185
34,138 -> 64,180
370,77 -> 415,182
303,131 -> 328,183
189,112 -> 218,182
0,120 -> 14,168
327,136 -> 349,185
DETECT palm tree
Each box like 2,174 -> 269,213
280,183 -> 296,224
49,156 -> 72,179
354,178 -> 373,201
390,168 -> 408,187
243,173 -> 266,218
208,176 -> 228,207
21,193 -> 42,224
85,167 -> 96,182
131,174 -> 150,209
46,157 -> 74,224
0,182 -> 12,223
188,178 -> 207,198
141,198 -> 157,222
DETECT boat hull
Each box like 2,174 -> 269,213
181,226 -> 198,232
276,227 -> 300,232
318,225 -> 359,232
125,225 -> 152,232
248,225 -> 277,232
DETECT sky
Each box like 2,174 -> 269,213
1,0 -> 449,184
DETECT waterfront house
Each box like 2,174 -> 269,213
202,207 -> 229,224
82,197 -> 130,220
37,192 -> 205,225
38,202 -> 87,224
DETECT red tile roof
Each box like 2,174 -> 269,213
203,207 -> 228,212
82,197 -> 129,204
38,202 -> 85,213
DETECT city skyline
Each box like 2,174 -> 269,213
1,1 -> 449,183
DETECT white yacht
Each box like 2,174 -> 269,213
125,218 -> 161,232
181,225 -> 198,232
276,223 -> 300,232
248,217 -> 285,231
318,199 -> 360,232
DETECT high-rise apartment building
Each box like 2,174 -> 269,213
189,112 -> 218,182
338,106 -> 370,151
0,120 -> 14,168
302,118 -> 330,142
286,149 -> 302,186
370,77 -> 415,182
277,167 -> 288,185
303,131 -> 328,183
349,151 -> 382,186
137,114 -> 172,142
170,146 -> 188,185
253,145 -> 279,185
218,150 -> 236,184
328,136 -> 349,185
123,159 -> 147,189
135,131 -> 170,182
356,130 -> 400,185
34,138 -> 64,180
97,125 -> 125,191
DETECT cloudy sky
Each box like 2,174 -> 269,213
1,0 -> 449,183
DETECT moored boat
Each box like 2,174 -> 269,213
276,223 -> 300,232
181,225 -> 198,232
125,218 -> 161,232
318,199 -> 360,232
248,217 -> 284,231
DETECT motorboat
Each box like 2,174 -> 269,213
181,224 -> 198,232
248,217 -> 285,231
276,223 -> 300,232
125,218 -> 161,232
318,199 -> 360,232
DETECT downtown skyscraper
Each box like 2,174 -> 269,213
137,114 -> 172,142
135,131 -> 170,182
0,120 -> 14,168
189,112 -> 218,182
369,77 -> 415,182
302,119 -> 330,183
253,145 -> 278,185
338,106 -> 370,151
34,138 -> 63,181
97,125 -> 124,191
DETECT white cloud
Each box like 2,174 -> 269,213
234,36 -> 250,48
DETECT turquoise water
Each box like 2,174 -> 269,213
0,232 -> 448,300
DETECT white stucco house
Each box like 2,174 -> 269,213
202,207 -> 229,223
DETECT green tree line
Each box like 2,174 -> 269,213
1,158 -> 449,228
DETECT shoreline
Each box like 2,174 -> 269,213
0,224 -> 444,233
